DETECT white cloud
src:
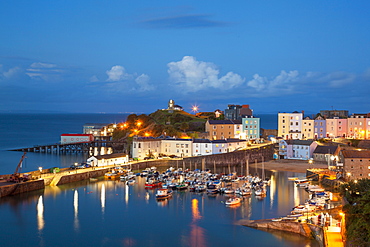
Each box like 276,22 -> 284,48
245,69 -> 358,97
89,75 -> 99,82
167,56 -> 245,92
247,70 -> 299,93
30,62 -> 57,69
26,62 -> 64,81
135,74 -> 154,91
104,65 -> 154,92
2,66 -> 21,79
106,65 -> 132,82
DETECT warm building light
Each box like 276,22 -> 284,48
144,132 -> 150,137
136,121 -> 142,127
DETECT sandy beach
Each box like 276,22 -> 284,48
249,159 -> 328,173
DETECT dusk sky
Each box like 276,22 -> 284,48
1,1 -> 369,115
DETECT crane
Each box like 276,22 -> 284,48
7,152 -> 29,183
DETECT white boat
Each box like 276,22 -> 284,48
225,197 -> 241,206
223,188 -> 235,194
236,187 -> 252,196
156,189 -> 173,200
291,203 -> 316,214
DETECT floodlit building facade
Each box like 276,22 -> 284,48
242,117 -> 260,140
205,120 -> 242,140
340,150 -> 370,181
278,112 -> 303,139
87,153 -> 129,167
302,117 -> 314,140
314,115 -> 326,139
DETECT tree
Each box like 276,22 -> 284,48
180,122 -> 189,132
340,179 -> 370,246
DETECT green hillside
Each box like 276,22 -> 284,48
112,110 -> 207,141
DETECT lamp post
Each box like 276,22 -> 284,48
39,167 -> 43,178
308,158 -> 313,169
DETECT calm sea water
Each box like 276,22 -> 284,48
0,113 -> 128,175
0,173 -> 319,247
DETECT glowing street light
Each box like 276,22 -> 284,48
191,105 -> 199,114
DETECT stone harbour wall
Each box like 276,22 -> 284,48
0,180 -> 45,198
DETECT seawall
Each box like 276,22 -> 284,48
0,180 -> 45,197
54,169 -> 109,186
238,219 -> 324,247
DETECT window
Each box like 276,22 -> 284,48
213,126 -> 216,129
138,143 -> 141,148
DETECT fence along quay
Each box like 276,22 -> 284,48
9,140 -> 127,154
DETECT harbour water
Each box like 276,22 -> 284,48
0,113 -> 320,246
0,173 -> 319,247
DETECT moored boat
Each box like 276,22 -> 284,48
145,179 -> 162,189
156,189 -> 173,200
105,172 -> 120,180
225,197 -> 241,206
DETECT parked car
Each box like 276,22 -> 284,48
70,163 -> 90,169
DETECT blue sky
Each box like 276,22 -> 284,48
1,1 -> 369,114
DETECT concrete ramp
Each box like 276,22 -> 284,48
301,223 -> 312,237
50,175 -> 62,186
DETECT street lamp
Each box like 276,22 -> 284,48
39,167 -> 43,178
308,158 -> 313,169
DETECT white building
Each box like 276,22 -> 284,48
87,153 -> 129,167
211,139 -> 247,154
132,137 -> 193,159
60,134 -> 94,144
132,137 -> 162,160
279,139 -> 317,160
192,139 -> 213,156
161,138 -> 192,157
278,112 -> 303,139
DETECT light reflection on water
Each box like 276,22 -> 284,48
0,171 -> 320,247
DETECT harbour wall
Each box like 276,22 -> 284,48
239,219 -> 324,247
130,144 -> 275,173
0,180 -> 45,197
55,169 -> 108,186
